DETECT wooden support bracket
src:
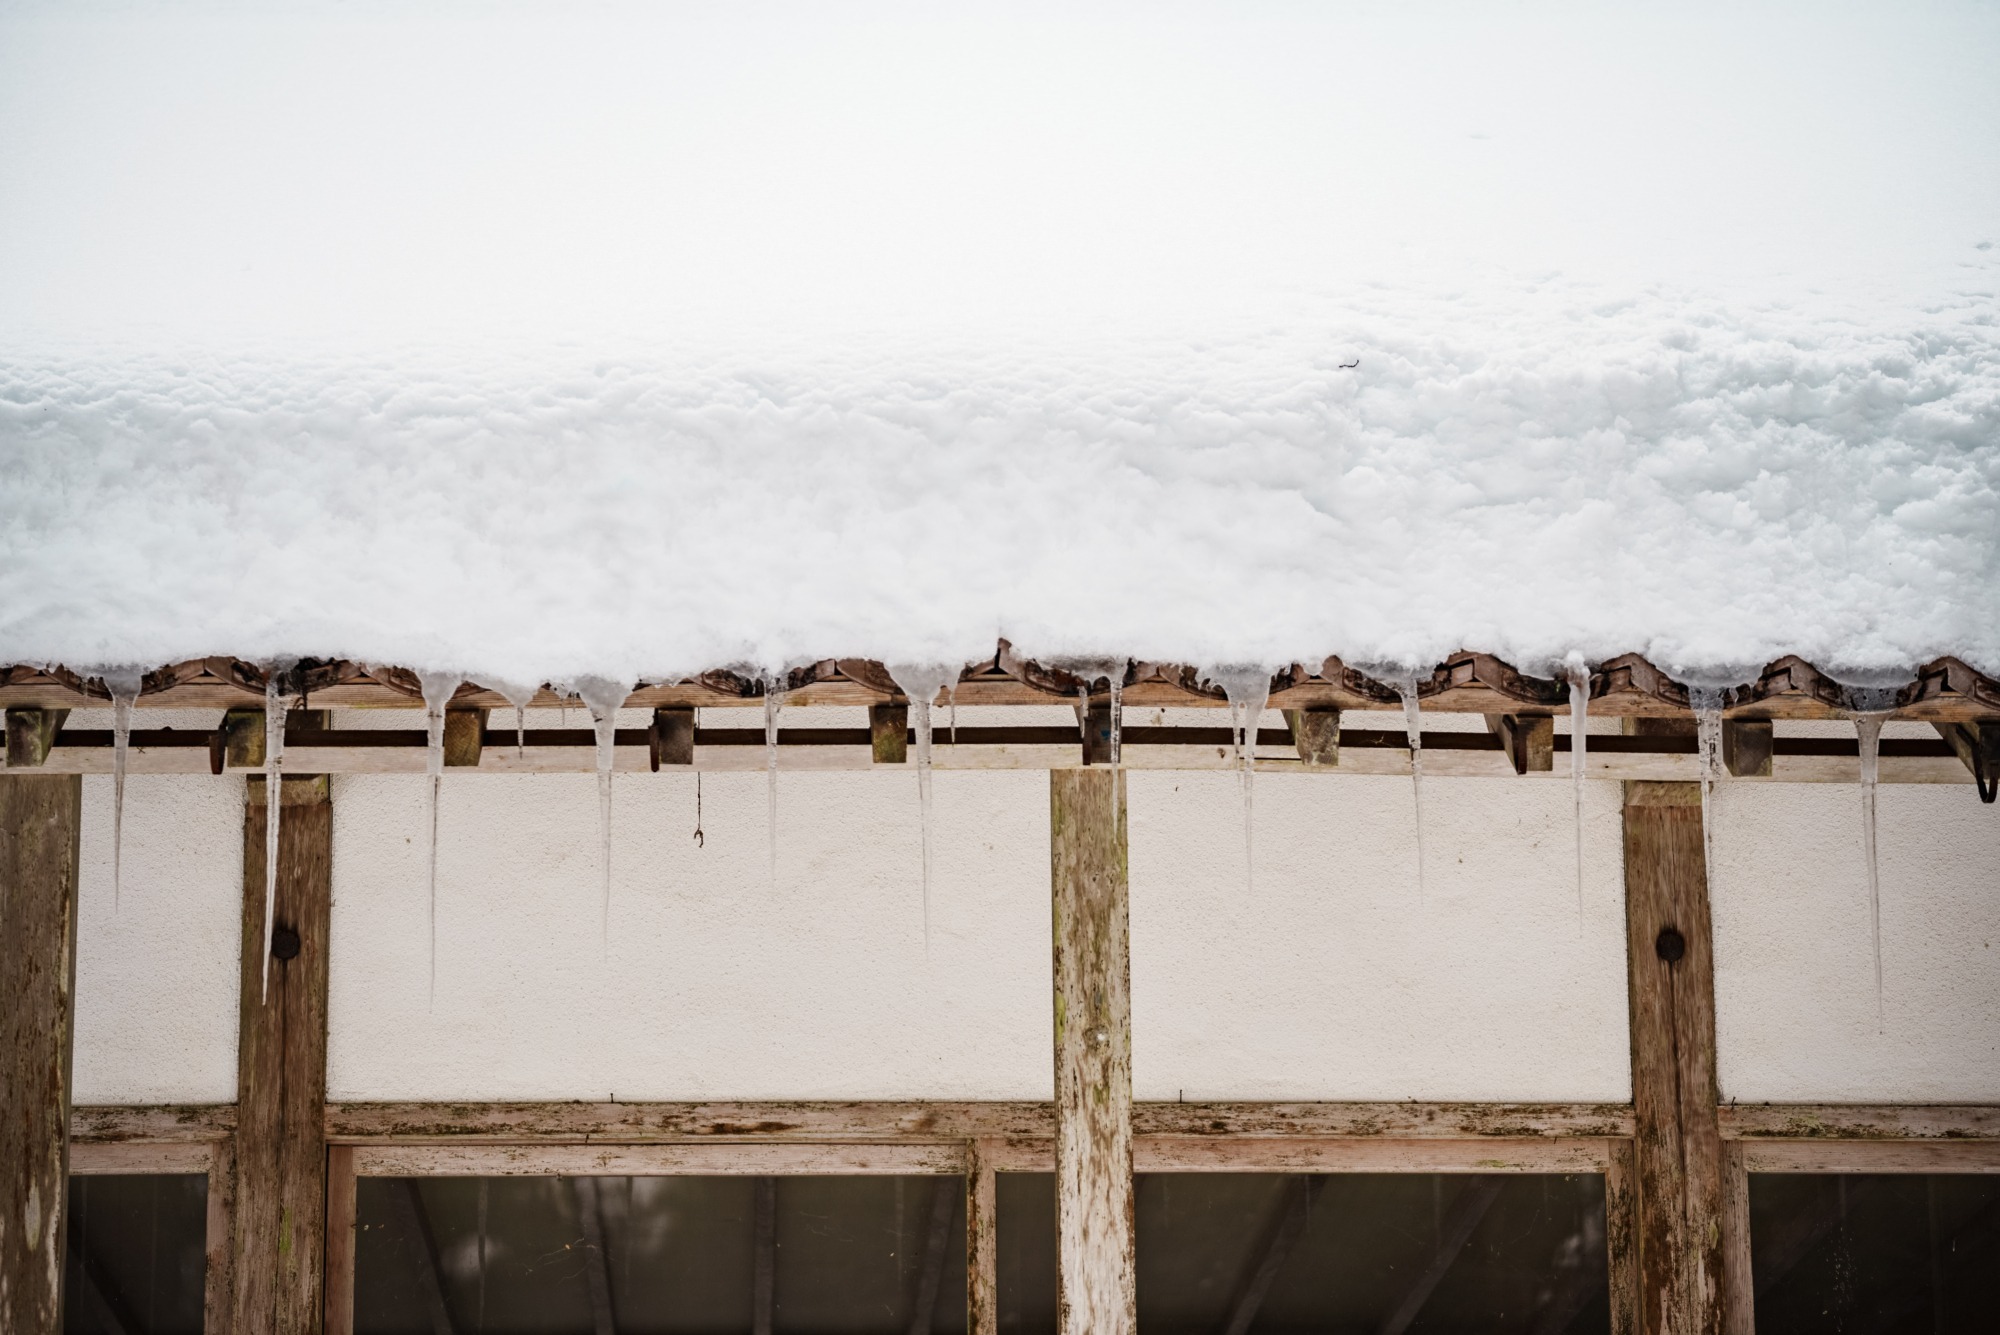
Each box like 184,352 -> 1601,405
871,702 -> 910,764
1285,708 -> 1340,768
1485,714 -> 1553,775
651,707 -> 695,769
4,706 -> 68,768
1720,720 -> 1772,778
441,708 -> 488,768
1933,720 -> 2000,802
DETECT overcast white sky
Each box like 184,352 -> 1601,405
2,0 -> 1996,345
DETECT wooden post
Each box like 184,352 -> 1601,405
1623,781 -> 1726,1335
1048,768 -> 1135,1335
966,1140 -> 999,1335
0,771 -> 83,1335
232,773 -> 334,1335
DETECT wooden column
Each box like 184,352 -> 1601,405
0,771 -> 83,1335
1623,780 -> 1725,1335
965,1139 -> 998,1335
1048,768 -> 1135,1335
232,774 -> 334,1335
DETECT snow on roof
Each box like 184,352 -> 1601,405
2,3 -> 1997,688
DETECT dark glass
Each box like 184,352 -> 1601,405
355,1175 -> 967,1335
1749,1174 -> 2000,1333
63,1174 -> 208,1335
999,1172 -> 1607,1335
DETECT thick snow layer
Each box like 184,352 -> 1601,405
2,3 -> 1997,685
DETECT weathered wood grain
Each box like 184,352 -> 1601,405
1740,1141 -> 2000,1173
232,776 -> 334,1335
0,773 -> 82,1335
1718,1103 -> 2000,1141
1049,768 -> 1135,1335
1718,1143 -> 1752,1335
322,1146 -> 357,1335
70,1103 -> 237,1143
353,1142 -> 968,1177
966,1139 -> 999,1335
1623,781 -> 1725,1335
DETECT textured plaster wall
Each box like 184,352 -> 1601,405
1710,780 -> 2000,1102
71,715 -> 243,1103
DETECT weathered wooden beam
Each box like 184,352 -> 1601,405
752,1176 -> 776,1335
651,707 -> 695,768
442,708 -> 488,768
966,1140 -> 999,1335
0,771 -> 82,1335
4,706 -> 69,767
323,1146 -> 355,1335
1080,700 -> 1116,766
1284,708 -> 1340,768
1720,721 -> 1772,778
1375,1176 -> 1504,1335
1049,767 -> 1135,1335
572,1177 -> 615,1335
871,703 -> 910,765
231,773 -> 334,1335
907,1175 -> 956,1335
1623,782 -> 1727,1335
1718,1143 -> 1752,1335
1933,720 -> 2000,801
1606,1140 -> 1641,1335
1220,1175 -> 1325,1335
1486,714 -> 1554,774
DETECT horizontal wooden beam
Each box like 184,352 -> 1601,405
1719,1103 -> 2000,1141
308,1100 -> 1634,1143
16,725 -> 1980,784
7,650 -> 1997,722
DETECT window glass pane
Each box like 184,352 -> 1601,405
63,1173 -> 208,1335
999,1172 -> 1607,1334
355,1175 -> 966,1335
1749,1173 -> 2000,1332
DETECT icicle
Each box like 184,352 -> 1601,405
573,677 -> 633,949
98,667 -> 144,912
1212,667 -> 1271,893
260,668 -> 292,1003
418,673 -> 461,1008
947,682 -> 958,749
1398,672 -> 1427,903
1691,687 -> 1726,886
765,674 -> 785,886
479,679 -> 539,761
1856,712 -> 1886,1028
1565,654 -> 1589,930
889,664 -> 959,944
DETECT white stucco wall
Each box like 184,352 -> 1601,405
1711,780 -> 2000,1103
72,748 -> 244,1104
66,704 -> 1997,1108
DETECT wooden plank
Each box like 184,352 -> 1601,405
1284,708 -> 1340,768
207,1140 -> 238,1335
1605,1140 -> 1641,1335
325,1099 -> 1633,1143
1718,1103 -> 2000,1141
1718,1143 -> 1752,1335
68,1141 -> 214,1175
1622,781 -> 1725,1335
324,1146 -> 357,1335
352,1142 -> 969,1177
1740,1140 -> 2000,1173
0,771 -> 82,1335
966,1140 -> 999,1335
1135,1138 -> 1617,1174
1049,767 -> 1136,1335
71,1103 -> 237,1143
4,707 -> 69,766
1486,714 -> 1554,774
231,774 -> 334,1335
871,702 -> 910,765
441,709 -> 487,767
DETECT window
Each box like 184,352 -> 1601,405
64,1174 -> 208,1335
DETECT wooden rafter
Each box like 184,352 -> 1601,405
4,648 -> 1996,723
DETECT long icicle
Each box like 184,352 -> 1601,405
102,668 -> 144,911
1855,711 -> 1888,1029
1692,688 -> 1725,889
572,678 -> 629,951
765,674 -> 784,888
419,673 -> 460,1009
260,669 -> 291,1003
1215,668 -> 1270,894
1401,672 -> 1427,904
889,664 -> 959,949
1566,655 -> 1589,931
